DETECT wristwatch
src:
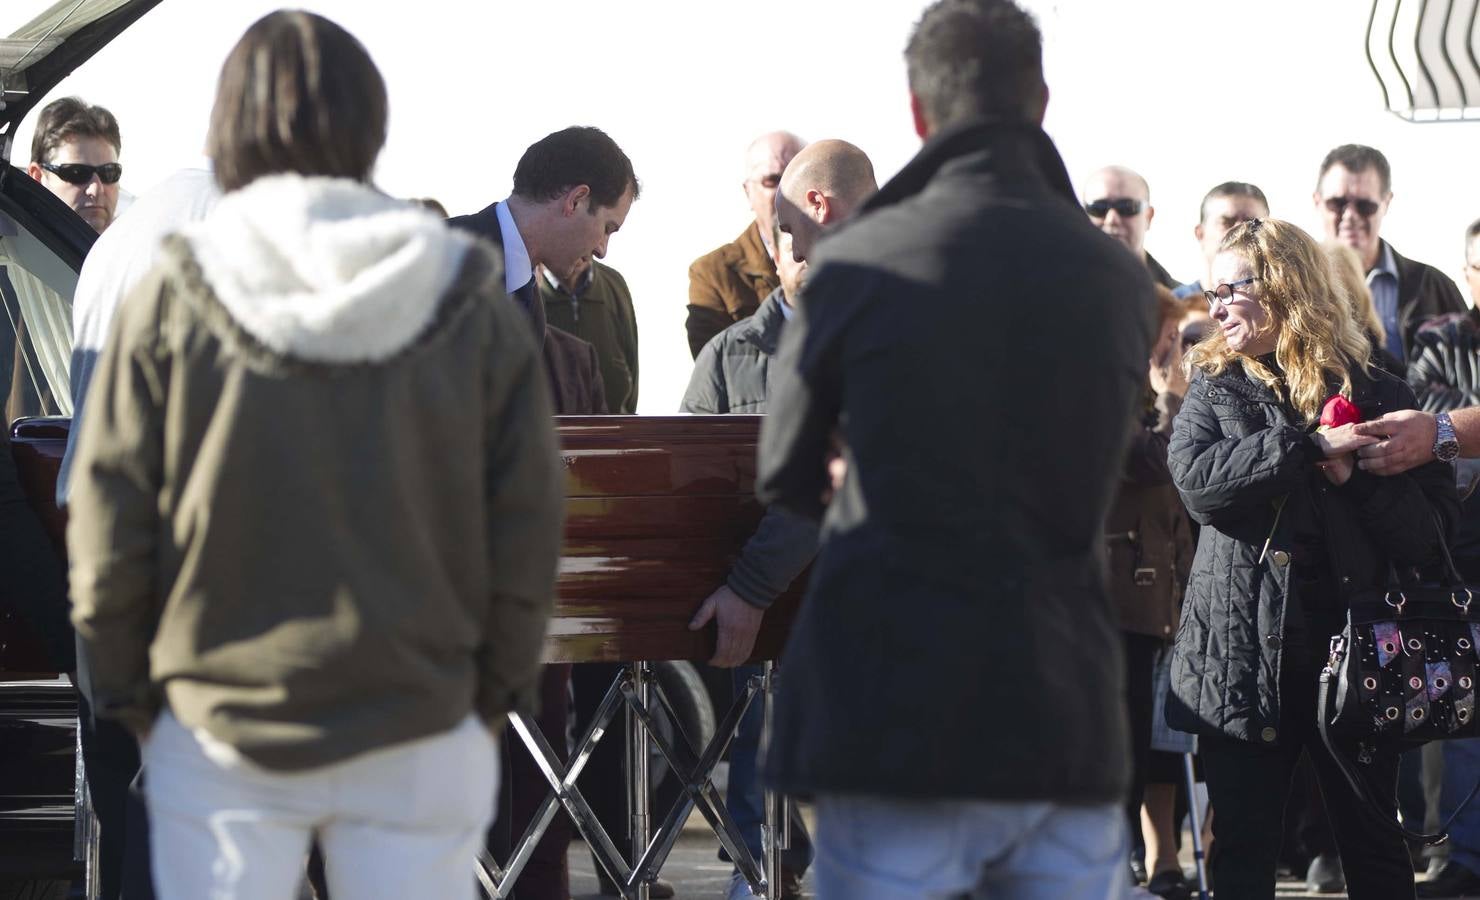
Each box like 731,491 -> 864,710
1435,412 -> 1461,462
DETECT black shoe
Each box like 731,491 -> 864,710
1419,860 -> 1480,898
1305,854 -> 1346,894
778,867 -> 805,900
1129,858 -> 1149,886
1146,869 -> 1190,900
596,866 -> 676,898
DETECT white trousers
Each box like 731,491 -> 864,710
142,710 -> 498,900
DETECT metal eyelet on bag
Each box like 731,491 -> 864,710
1384,641 -> 1399,655
1414,708 -> 1427,721
1363,676 -> 1379,691
1437,677 -> 1450,691
1386,592 -> 1408,614
1409,638 -> 1425,652
1386,706 -> 1402,720
1465,677 -> 1476,690
1456,590 -> 1476,614
1462,708 -> 1473,723
1411,676 -> 1425,691
1462,638 -> 1474,651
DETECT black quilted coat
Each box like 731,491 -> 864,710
1166,361 -> 1458,745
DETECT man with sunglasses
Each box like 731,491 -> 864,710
1314,143 -> 1463,367
686,131 -> 807,358
1082,165 -> 1181,290
25,97 -> 123,233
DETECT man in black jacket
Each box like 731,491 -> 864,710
1314,144 -> 1464,369
756,1 -> 1155,897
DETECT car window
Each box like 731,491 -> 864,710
0,212 -> 74,425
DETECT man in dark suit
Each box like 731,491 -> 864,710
1314,143 -> 1465,369
757,1 -> 1155,897
448,125 -> 638,899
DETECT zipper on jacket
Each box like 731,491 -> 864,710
1258,495 -> 1289,565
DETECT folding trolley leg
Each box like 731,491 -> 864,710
1184,752 -> 1210,900
761,662 -> 786,900
476,671 -> 633,898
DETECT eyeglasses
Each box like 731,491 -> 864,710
1203,277 -> 1259,311
40,162 -> 123,185
1323,196 -> 1381,218
1084,197 -> 1146,219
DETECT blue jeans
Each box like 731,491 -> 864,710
813,794 -> 1128,900
726,664 -> 813,872
1442,739 -> 1480,875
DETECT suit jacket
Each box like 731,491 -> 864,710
685,222 -> 777,358
1390,240 -> 1467,364
448,204 -> 607,414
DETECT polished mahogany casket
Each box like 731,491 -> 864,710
0,415 -> 804,678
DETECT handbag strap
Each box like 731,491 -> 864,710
1317,667 -> 1480,845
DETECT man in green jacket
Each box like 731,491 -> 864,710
539,258 -> 639,413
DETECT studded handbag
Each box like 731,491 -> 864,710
1318,516 -> 1480,844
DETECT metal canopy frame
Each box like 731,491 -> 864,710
475,662 -> 791,899
1366,0 -> 1480,121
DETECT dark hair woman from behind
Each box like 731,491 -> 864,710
66,11 -> 563,900
1166,218 -> 1458,900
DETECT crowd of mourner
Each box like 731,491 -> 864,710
11,1 -> 1480,898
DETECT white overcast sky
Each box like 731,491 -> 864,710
9,0 -> 1480,413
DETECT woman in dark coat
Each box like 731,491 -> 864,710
1166,218 -> 1458,900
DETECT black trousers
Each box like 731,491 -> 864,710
1202,651 -> 1413,900
76,690 -> 154,900
1122,632 -> 1159,852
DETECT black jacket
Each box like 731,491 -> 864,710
1390,241 -> 1466,364
1409,309 -> 1480,413
756,118 -> 1156,803
1166,362 -> 1457,745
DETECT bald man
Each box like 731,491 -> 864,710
1083,165 -> 1181,288
774,140 -> 879,263
686,131 -> 807,357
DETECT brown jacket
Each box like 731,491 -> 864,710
68,176 -> 563,770
1106,390 -> 1194,639
686,222 -> 777,358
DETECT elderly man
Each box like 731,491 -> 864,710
1083,165 -> 1180,288
757,0 -> 1154,896
686,131 -> 806,357
685,139 -> 876,900
1315,144 -> 1464,366
26,96 -> 123,233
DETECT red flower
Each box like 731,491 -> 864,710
1319,395 -> 1362,429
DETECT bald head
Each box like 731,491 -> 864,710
1082,165 -> 1155,259
742,130 -> 807,247
775,139 -> 878,263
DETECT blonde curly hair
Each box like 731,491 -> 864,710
1185,218 -> 1371,422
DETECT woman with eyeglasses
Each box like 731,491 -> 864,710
1165,218 -> 1458,899
64,11 -> 563,899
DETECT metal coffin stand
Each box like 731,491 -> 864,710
476,416 -> 804,900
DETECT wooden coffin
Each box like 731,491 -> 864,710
0,415 -> 804,677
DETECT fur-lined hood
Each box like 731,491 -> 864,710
180,174 -> 471,365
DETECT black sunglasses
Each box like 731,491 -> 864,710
1323,195 -> 1381,218
1084,197 -> 1146,219
40,162 -> 123,186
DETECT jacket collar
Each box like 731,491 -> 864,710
861,117 -> 1078,216
736,221 -> 774,278
742,288 -> 789,355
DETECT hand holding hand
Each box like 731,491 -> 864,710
1354,410 -> 1438,476
688,584 -> 764,668
1311,423 -> 1378,458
